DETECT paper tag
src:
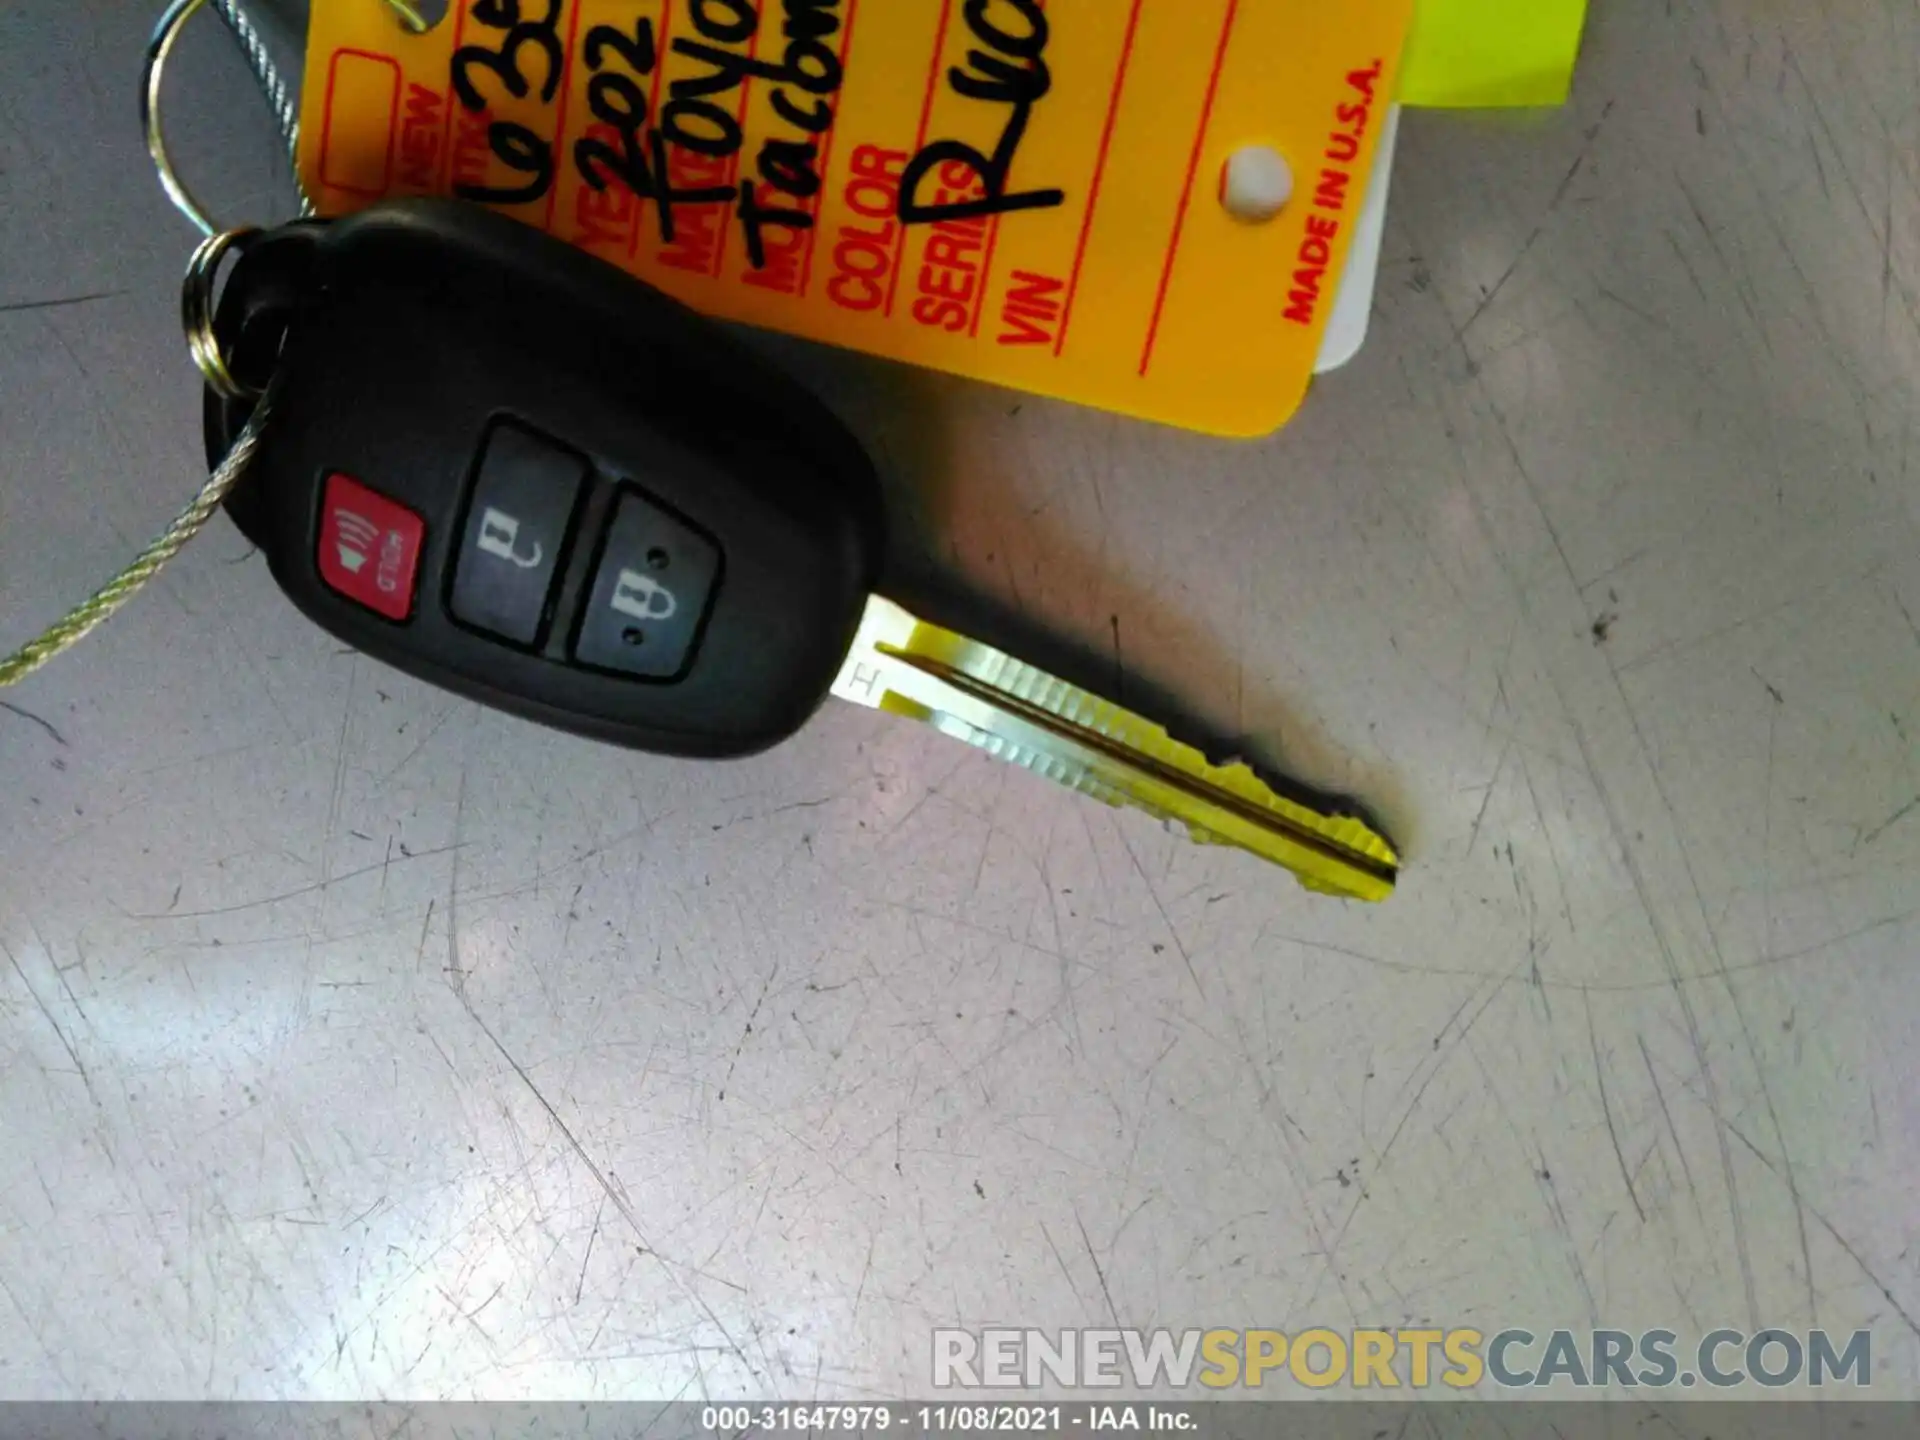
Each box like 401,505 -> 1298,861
298,0 -> 1409,436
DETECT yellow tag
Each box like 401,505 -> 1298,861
298,0 -> 1409,436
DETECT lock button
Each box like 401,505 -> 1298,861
449,421 -> 588,646
572,487 -> 721,680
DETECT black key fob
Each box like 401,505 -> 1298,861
206,198 -> 883,759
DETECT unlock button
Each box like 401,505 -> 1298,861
450,422 -> 588,645
573,487 -> 720,680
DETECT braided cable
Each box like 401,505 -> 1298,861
0,394 -> 274,686
207,0 -> 310,211
4,0 -> 424,687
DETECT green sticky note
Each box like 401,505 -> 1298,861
1399,0 -> 1589,108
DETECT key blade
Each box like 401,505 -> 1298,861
831,598 -> 1400,902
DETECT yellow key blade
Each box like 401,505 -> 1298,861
830,598 -> 1400,903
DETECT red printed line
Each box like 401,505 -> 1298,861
1054,0 -> 1144,357
798,0 -> 862,298
437,0 -> 473,192
883,0 -> 956,319
711,16 -> 767,278
631,0 -> 678,259
967,217 -> 1003,338
541,0 -> 591,233
1137,0 -> 1239,377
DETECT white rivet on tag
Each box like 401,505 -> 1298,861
1222,145 -> 1293,223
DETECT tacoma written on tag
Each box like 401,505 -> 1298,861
298,0 -> 1410,435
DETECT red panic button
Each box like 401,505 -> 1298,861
317,473 -> 425,621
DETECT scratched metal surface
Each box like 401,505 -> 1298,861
2,0 -> 1917,1401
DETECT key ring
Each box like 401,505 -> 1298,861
147,0 -> 431,388
7,0 -> 441,686
3,0 -> 417,686
141,0 -> 222,237
182,224 -> 261,398
142,0 -> 430,236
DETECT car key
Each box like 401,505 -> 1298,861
205,200 -> 1399,902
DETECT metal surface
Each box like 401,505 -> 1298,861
3,0 -> 1919,1402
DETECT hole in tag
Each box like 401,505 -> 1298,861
387,0 -> 451,33
1221,146 -> 1293,224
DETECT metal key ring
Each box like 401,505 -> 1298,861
142,0 -> 431,238
142,0 -> 221,237
182,224 -> 262,399
149,0 -> 431,390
